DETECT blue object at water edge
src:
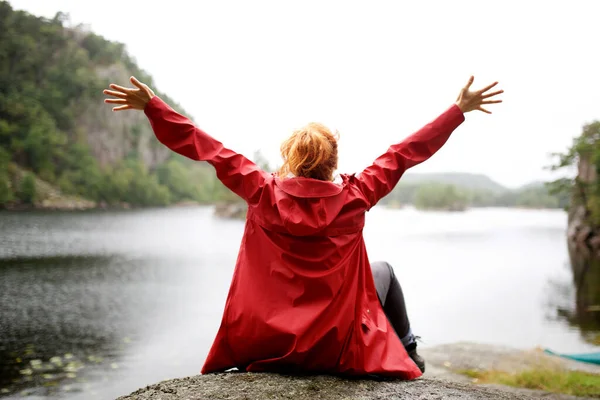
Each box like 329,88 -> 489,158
544,349 -> 600,365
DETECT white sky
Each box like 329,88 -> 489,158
9,0 -> 600,188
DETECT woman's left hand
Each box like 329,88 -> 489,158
455,76 -> 503,114
103,76 -> 155,112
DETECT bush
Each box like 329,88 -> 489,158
414,183 -> 469,211
18,173 -> 37,204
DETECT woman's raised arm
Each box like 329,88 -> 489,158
104,77 -> 268,204
353,76 -> 503,209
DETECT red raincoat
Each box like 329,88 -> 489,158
144,97 -> 464,379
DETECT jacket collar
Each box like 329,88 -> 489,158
274,176 -> 343,198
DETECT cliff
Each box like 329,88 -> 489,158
558,121 -> 600,344
565,156 -> 600,340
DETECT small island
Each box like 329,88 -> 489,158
379,173 -> 567,212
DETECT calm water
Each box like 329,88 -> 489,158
0,206 -> 597,399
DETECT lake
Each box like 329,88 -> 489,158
0,206 -> 597,399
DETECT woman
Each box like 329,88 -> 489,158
104,76 -> 502,379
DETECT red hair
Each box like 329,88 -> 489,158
279,122 -> 339,181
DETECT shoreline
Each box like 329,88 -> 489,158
1,202 -> 565,213
0,200 -> 210,212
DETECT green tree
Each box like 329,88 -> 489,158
515,186 -> 559,209
156,159 -> 203,203
466,188 -> 496,207
18,173 -> 37,204
381,183 -> 420,206
0,147 -> 13,204
549,121 -> 600,224
414,183 -> 469,211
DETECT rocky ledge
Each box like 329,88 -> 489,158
118,343 -> 599,400
214,202 -> 247,220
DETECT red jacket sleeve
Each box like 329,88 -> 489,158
354,104 -> 465,209
144,96 -> 268,204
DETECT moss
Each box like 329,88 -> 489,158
458,368 -> 600,398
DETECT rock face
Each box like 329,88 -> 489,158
565,155 -> 600,335
82,64 -> 172,170
567,155 -> 598,253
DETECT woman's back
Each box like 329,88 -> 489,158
202,172 -> 421,377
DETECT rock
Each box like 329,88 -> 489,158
172,200 -> 201,208
117,370 -> 587,400
118,343 -> 600,400
577,156 -> 597,184
589,235 -> 600,251
575,226 -> 593,244
39,197 -> 96,210
214,202 -> 247,220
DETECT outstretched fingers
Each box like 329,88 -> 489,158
109,83 -> 134,94
482,89 -> 504,99
104,98 -> 127,105
464,75 -> 475,91
481,99 -> 503,105
103,89 -> 127,99
112,105 -> 133,112
130,76 -> 146,90
477,81 -> 498,95
130,76 -> 155,99
456,76 -> 503,114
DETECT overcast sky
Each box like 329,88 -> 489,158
9,0 -> 600,188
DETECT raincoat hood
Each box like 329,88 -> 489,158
272,176 -> 349,236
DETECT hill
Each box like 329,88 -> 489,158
0,1 -> 236,209
381,172 -> 565,210
400,172 -> 507,193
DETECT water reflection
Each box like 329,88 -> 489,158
547,242 -> 600,346
0,254 -> 176,397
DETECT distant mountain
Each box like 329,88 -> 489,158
399,172 -> 507,193
516,181 -> 546,190
383,173 -> 564,209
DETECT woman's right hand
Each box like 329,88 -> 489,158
103,76 -> 155,112
455,76 -> 503,114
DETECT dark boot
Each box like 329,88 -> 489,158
405,342 -> 425,373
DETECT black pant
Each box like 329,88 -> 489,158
370,261 -> 413,348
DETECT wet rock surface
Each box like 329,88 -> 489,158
118,343 -> 599,399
